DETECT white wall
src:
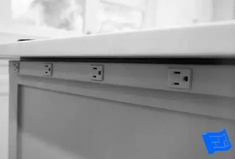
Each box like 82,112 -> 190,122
0,60 -> 8,159
155,0 -> 213,27
213,0 -> 234,21
0,0 -> 11,24
0,95 -> 8,159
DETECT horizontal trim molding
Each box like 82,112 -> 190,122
19,62 -> 235,98
18,76 -> 235,121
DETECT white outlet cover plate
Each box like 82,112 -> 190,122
90,64 -> 104,81
168,68 -> 192,89
42,63 -> 53,76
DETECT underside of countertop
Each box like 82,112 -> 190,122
1,21 -> 235,61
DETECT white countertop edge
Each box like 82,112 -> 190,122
1,21 -> 235,58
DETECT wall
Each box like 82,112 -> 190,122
0,0 -> 11,24
213,0 -> 235,21
155,0 -> 213,28
0,60 -> 8,159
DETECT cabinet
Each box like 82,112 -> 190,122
9,60 -> 235,159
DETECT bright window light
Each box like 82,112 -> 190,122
11,0 -> 84,33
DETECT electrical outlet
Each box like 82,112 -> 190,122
90,64 -> 104,81
43,63 -> 53,76
168,68 -> 192,89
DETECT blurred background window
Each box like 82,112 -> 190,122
12,0 -> 84,31
0,0 -> 234,37
97,0 -> 146,33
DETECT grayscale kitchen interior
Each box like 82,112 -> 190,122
0,0 -> 235,159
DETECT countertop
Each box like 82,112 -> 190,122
1,22 -> 235,59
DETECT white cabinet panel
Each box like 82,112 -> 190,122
9,61 -> 235,159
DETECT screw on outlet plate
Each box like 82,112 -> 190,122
12,62 -> 20,72
43,63 -> 53,76
90,64 -> 104,81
